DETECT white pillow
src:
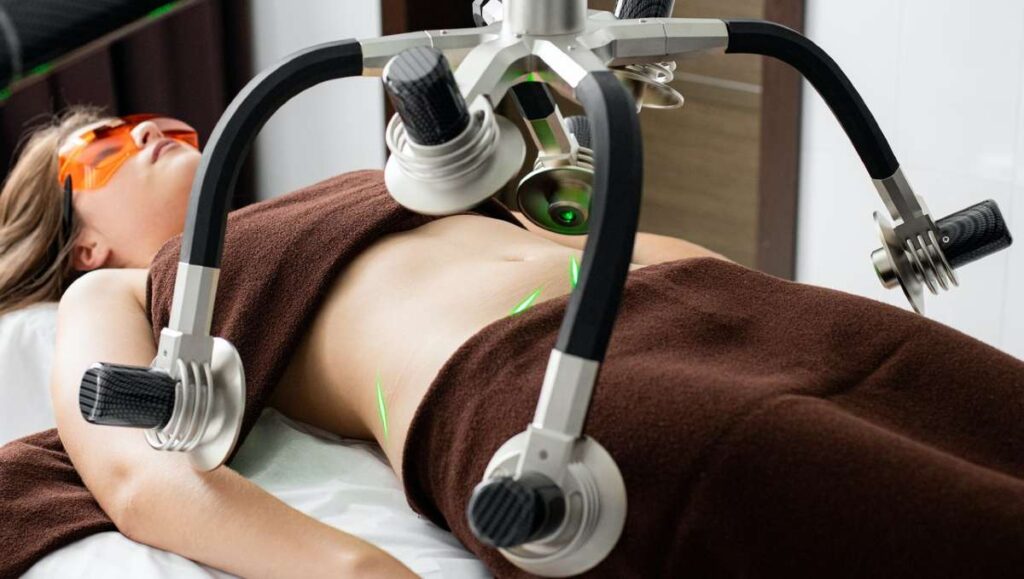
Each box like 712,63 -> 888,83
0,302 -> 59,445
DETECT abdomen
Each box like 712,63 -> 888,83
270,214 -> 604,475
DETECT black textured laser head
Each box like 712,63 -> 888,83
80,363 -> 177,429
383,46 -> 470,147
614,0 -> 675,19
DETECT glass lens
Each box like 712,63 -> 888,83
59,115 -> 199,190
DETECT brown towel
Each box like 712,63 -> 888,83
402,257 -> 1024,578
0,169 -> 523,578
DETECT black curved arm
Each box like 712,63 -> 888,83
724,20 -> 899,180
181,39 -> 364,268
554,71 -> 643,361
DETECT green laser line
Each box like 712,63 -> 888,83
29,62 -> 53,77
0,88 -> 10,102
148,1 -> 179,19
509,286 -> 544,317
569,255 -> 579,289
375,371 -> 389,441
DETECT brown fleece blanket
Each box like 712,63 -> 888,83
0,169 -> 522,578
4,167 -> 1023,577
402,257 -> 1024,578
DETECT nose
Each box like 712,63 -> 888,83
131,120 -> 164,148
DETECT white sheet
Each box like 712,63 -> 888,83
26,408 -> 490,578
2,305 -> 490,578
0,302 -> 59,444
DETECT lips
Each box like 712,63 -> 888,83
151,139 -> 177,163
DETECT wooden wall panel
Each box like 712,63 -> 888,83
638,84 -> 761,264
757,0 -> 804,278
50,49 -> 119,113
592,0 -> 765,267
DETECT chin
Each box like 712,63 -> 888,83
159,148 -> 202,195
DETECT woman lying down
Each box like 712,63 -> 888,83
2,107 -> 1023,579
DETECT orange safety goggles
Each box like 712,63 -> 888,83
57,114 -> 199,192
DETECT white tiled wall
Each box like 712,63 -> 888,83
797,0 -> 1024,358
249,0 -> 385,201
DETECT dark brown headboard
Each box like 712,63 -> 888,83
0,0 -> 256,207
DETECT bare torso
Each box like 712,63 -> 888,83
268,214 -> 647,481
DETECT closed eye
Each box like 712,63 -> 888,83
92,146 -> 121,165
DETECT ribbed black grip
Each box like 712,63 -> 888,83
79,363 -> 177,429
467,474 -> 566,548
936,200 -> 1013,270
383,46 -> 470,147
565,115 -> 592,149
614,0 -> 675,19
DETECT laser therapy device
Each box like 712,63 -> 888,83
77,1 -> 1013,575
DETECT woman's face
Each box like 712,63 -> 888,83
66,119 -> 201,270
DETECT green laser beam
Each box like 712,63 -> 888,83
148,1 -> 179,19
375,371 -> 389,441
569,255 -> 579,289
29,62 -> 53,77
509,286 -> 543,317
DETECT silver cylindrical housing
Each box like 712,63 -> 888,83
504,0 -> 587,36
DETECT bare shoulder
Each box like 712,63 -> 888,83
61,269 -> 151,313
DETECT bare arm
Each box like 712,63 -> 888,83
510,211 -> 728,265
51,269 -> 415,578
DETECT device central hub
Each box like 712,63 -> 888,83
504,0 -> 587,36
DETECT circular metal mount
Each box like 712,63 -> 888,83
872,211 -> 925,314
517,165 -> 593,235
146,337 -> 246,471
385,97 -> 527,215
192,338 -> 245,470
612,64 -> 685,111
478,432 -> 627,577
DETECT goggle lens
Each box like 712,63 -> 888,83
58,114 -> 199,191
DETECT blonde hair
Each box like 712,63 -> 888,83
0,105 -> 110,317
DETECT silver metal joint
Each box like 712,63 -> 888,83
146,337 -> 246,471
870,168 -> 958,314
533,349 -> 600,436
145,357 -> 214,453
167,262 -> 220,338
505,0 -> 587,36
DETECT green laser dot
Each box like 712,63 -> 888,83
375,371 -> 389,441
560,210 -> 574,223
0,88 -> 10,102
509,286 -> 543,317
569,255 -> 579,289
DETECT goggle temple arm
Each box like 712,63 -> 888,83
62,176 -> 74,243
